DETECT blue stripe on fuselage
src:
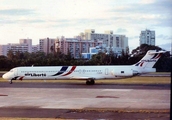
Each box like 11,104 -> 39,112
52,66 -> 68,76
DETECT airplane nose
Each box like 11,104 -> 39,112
2,73 -> 8,80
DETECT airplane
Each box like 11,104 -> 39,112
2,50 -> 166,85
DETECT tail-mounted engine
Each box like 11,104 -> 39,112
113,68 -> 138,77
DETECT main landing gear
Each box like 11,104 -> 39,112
86,79 -> 95,85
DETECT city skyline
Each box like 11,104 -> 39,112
0,0 -> 172,51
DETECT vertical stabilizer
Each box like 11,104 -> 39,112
133,50 -> 166,68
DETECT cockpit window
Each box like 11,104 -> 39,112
10,69 -> 14,72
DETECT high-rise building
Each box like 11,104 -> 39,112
7,43 -> 29,53
0,39 -> 33,56
39,38 -> 55,54
0,45 -> 8,56
139,29 -> 155,46
19,39 -> 32,53
79,29 -> 129,54
32,45 -> 39,53
55,36 -> 103,58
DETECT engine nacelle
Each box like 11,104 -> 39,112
113,68 -> 134,77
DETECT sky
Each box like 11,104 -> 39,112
0,0 -> 172,52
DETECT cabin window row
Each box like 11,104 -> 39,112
74,70 -> 102,72
21,70 -> 102,73
21,71 -> 57,73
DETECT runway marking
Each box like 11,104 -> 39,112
0,94 -> 8,96
102,89 -> 132,92
96,96 -> 119,98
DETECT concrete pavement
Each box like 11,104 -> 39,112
0,82 -> 170,119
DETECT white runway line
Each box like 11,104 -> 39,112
102,89 -> 132,92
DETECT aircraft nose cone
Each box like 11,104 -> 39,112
2,73 -> 8,80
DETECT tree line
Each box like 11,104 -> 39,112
0,44 -> 171,72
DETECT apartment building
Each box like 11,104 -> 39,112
79,29 -> 129,55
4,43 -> 29,56
0,39 -> 33,56
0,45 -> 8,56
32,45 -> 39,53
19,39 -> 32,53
0,29 -> 129,59
55,36 -> 103,58
39,38 -> 55,54
139,29 -> 155,46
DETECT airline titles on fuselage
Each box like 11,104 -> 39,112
25,73 -> 46,77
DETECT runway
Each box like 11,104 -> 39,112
0,82 -> 170,119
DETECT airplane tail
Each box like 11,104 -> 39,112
133,50 -> 166,73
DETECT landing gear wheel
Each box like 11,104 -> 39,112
10,78 -> 15,84
10,80 -> 13,84
90,79 -> 95,84
86,81 -> 91,85
86,79 -> 95,85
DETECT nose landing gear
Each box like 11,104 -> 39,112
10,77 -> 17,84
10,80 -> 12,84
10,78 -> 14,84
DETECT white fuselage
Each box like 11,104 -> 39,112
2,50 -> 164,84
3,65 -> 150,81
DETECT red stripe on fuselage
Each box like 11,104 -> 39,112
140,62 -> 144,67
62,66 -> 76,76
19,76 -> 24,81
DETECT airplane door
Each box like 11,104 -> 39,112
105,68 -> 108,75
14,68 -> 18,76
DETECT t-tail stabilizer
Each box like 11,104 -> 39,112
133,50 -> 166,73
